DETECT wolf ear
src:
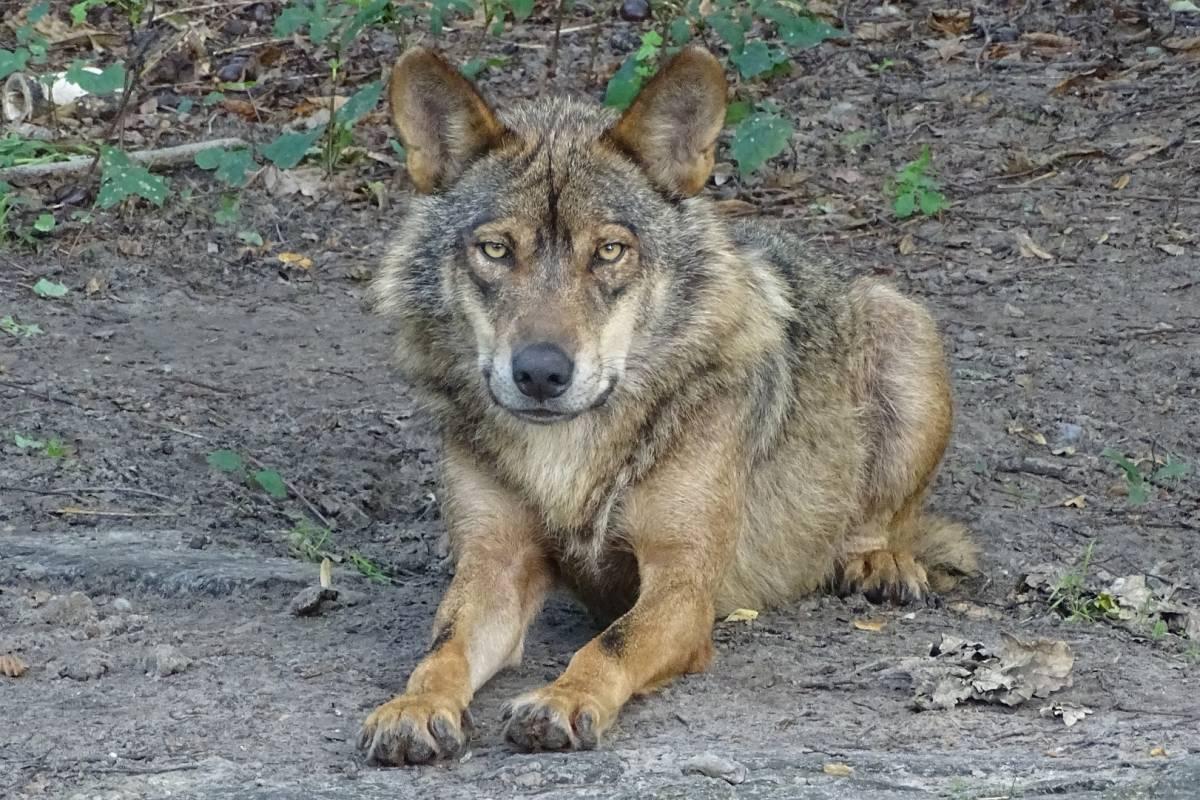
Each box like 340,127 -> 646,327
389,48 -> 507,193
607,46 -> 727,197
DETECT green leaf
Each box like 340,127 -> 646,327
33,278 -> 67,298
238,230 -> 264,247
388,138 -> 407,160
70,0 -> 107,25
1128,481 -> 1150,506
604,56 -> 643,110
760,4 -> 843,49
0,49 -> 31,81
202,90 -> 225,106
893,192 -> 916,218
918,189 -> 947,216
725,99 -> 751,126
14,433 -> 44,450
706,12 -> 745,54
508,0 -> 535,21
730,41 -> 778,79
460,56 -> 509,80
260,127 -> 325,170
214,194 -> 241,226
252,469 -> 288,499
33,213 -> 56,234
27,1 -> 51,23
635,30 -> 664,61
336,80 -> 383,128
340,0 -> 391,45
65,61 -> 126,96
97,148 -> 168,208
0,315 -> 44,338
1101,447 -> 1140,481
194,147 -> 254,188
1153,460 -> 1191,482
207,449 -> 244,473
670,17 -> 692,45
730,111 -> 793,176
176,97 -> 194,116
274,2 -> 313,37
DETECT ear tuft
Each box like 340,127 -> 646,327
607,47 -> 727,197
389,48 -> 507,193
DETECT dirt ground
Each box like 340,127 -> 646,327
3,1 -> 1200,797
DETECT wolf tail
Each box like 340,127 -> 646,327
913,515 -> 978,593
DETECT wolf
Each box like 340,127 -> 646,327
359,44 -> 975,765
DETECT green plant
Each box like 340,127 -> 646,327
206,449 -> 288,499
887,147 -> 948,218
14,433 -> 68,457
289,519 -> 334,562
1102,448 -> 1190,506
349,551 -> 390,583
1,2 -> 50,80
98,148 -> 169,208
1048,541 -> 1100,622
0,315 -> 43,338
730,103 -> 793,176
32,278 -> 67,298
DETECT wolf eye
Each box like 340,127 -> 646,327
480,241 -> 510,260
595,242 -> 625,263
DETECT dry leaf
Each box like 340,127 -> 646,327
928,8 -> 971,35
85,275 -> 105,296
1150,746 -> 1168,757
1112,174 -> 1131,190
823,762 -> 854,777
897,234 -> 916,255
724,608 -> 759,622
0,654 -> 29,678
1061,495 -> 1086,508
854,21 -> 909,42
1040,703 -> 1093,727
1122,136 -> 1170,166
278,252 -> 314,270
1007,424 -> 1048,446
1021,32 -> 1078,55
1162,36 -> 1200,52
1158,243 -> 1185,257
221,98 -> 258,121
319,557 -> 333,589
1015,230 -> 1053,260
852,618 -> 887,632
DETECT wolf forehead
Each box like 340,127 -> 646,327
439,98 -> 661,216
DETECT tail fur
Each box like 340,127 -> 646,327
914,515 -> 978,593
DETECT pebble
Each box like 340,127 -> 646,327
681,753 -> 748,785
290,586 -> 339,617
143,644 -> 192,677
619,0 -> 651,21
58,649 -> 110,681
112,597 -> 133,614
36,592 -> 98,626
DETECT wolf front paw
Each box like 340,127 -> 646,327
358,694 -> 472,766
840,549 -> 928,605
501,686 -> 610,752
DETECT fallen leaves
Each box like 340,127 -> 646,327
927,8 -> 971,36
1014,230 -> 1053,260
0,654 -> 29,678
1040,702 -> 1093,727
724,608 -> 759,623
822,762 -> 854,777
277,252 -> 314,270
852,618 -> 887,632
882,633 -> 1075,711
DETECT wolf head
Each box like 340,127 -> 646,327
375,47 -> 748,426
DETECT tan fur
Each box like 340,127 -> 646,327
360,46 -> 976,765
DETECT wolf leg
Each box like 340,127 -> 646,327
502,427 -> 736,751
359,447 -> 552,766
839,279 -> 974,604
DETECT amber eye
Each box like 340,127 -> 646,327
480,241 -> 510,260
595,242 -> 625,263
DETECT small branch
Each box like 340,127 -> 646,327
545,0 -> 567,88
0,138 -> 248,182
0,485 -> 181,504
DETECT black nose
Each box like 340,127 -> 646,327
512,343 -> 574,401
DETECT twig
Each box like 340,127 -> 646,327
0,138 -> 249,182
213,37 -> 292,56
244,453 -> 333,529
159,374 -> 245,396
0,485 -> 181,503
545,0 -> 567,88
0,379 -> 82,408
152,1 -> 258,22
53,507 -> 180,518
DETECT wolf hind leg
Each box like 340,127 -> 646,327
838,279 -> 975,604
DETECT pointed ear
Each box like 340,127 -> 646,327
607,46 -> 727,197
389,48 -> 507,193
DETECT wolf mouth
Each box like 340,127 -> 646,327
488,379 -> 617,425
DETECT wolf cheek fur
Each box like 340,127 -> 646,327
360,45 -> 976,766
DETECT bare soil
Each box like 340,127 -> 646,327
3,1 -> 1199,797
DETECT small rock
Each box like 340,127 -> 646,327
290,586 -> 339,617
188,533 -> 209,550
1056,422 -> 1083,444
619,0 -> 651,21
143,644 -> 192,677
59,648 -> 110,681
35,592 -> 98,626
681,753 -> 747,785
1003,303 -> 1025,318
112,597 -> 133,614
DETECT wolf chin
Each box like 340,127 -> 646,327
360,45 -> 976,766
